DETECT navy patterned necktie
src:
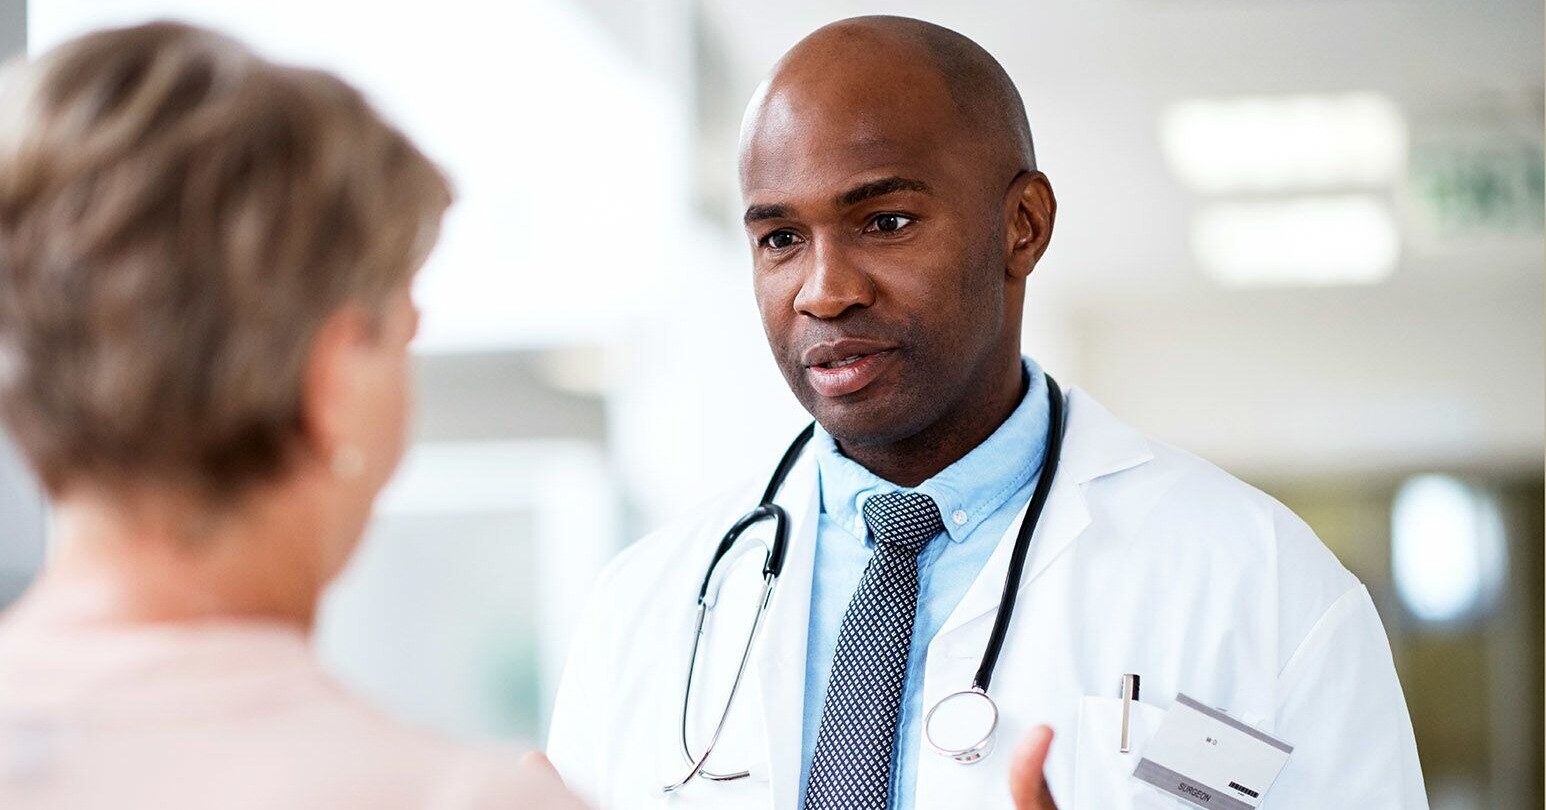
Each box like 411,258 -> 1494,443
804,491 -> 944,810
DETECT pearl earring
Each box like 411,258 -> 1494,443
332,444 -> 365,480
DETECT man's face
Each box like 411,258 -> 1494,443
740,67 -> 1014,448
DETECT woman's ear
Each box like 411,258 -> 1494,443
1005,171 -> 1057,281
298,306 -> 370,470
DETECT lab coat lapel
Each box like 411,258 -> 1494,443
937,387 -> 1152,638
936,467 -> 1089,639
750,452 -> 820,809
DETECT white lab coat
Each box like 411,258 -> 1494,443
547,388 -> 1429,809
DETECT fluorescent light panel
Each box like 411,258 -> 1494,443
1162,93 -> 1408,194
1191,195 -> 1400,287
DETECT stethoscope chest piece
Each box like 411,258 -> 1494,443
923,687 -> 999,764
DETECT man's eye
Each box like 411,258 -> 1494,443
867,214 -> 915,234
763,230 -> 801,250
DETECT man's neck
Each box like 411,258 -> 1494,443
838,355 -> 1027,488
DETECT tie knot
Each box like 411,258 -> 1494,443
861,491 -> 943,557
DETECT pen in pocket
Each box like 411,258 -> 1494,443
1119,673 -> 1141,753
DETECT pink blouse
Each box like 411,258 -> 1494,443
0,616 -> 586,809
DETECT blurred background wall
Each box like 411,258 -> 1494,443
0,0 -> 44,614
3,1 -> 1543,807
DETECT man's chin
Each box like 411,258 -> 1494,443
808,398 -> 928,451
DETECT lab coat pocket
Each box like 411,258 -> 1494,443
1071,696 -> 1184,809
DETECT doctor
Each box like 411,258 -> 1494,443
548,15 -> 1427,810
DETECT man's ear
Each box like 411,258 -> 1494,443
1005,171 -> 1057,281
298,306 -> 370,465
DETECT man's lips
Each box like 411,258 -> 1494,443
801,339 -> 899,398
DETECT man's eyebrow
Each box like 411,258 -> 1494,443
743,203 -> 790,225
837,176 -> 932,207
742,177 -> 930,224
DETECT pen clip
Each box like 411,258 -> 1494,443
1119,673 -> 1140,754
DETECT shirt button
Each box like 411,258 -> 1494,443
951,509 -> 968,526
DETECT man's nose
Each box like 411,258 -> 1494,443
793,240 -> 874,319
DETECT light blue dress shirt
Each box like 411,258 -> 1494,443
798,358 -> 1051,810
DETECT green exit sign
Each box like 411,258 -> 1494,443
1409,141 -> 1544,236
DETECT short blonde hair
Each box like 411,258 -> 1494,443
0,22 -> 452,500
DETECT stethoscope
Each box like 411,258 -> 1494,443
663,375 -> 1066,794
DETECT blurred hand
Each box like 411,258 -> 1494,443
1009,725 -> 1060,810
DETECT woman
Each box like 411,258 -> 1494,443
0,21 -> 584,809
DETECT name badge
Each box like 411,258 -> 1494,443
1131,693 -> 1292,809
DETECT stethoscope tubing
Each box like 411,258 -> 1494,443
973,374 -> 1065,691
670,375 -> 1065,789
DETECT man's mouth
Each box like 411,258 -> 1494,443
816,354 -> 870,369
801,340 -> 899,398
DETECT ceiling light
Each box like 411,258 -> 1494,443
1192,195 -> 1399,287
1161,93 -> 1407,194
1391,475 -> 1505,625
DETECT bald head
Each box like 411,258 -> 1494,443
741,16 -> 1035,179
737,16 -> 1058,466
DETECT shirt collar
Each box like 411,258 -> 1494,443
813,357 -> 1051,545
